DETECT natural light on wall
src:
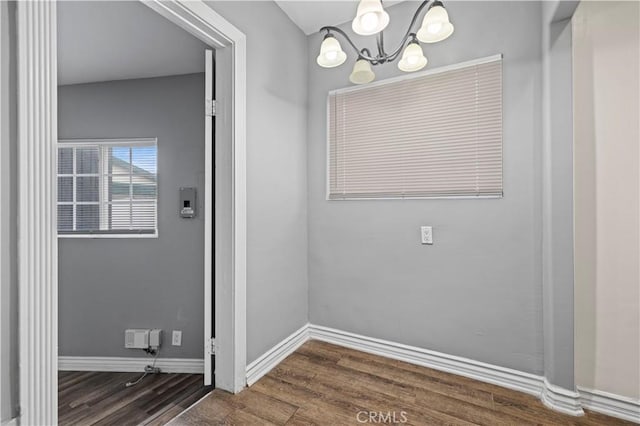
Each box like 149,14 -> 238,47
57,138 -> 158,236
327,56 -> 503,200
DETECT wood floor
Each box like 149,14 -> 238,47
171,340 -> 634,426
59,371 -> 211,426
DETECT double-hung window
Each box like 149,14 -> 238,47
328,55 -> 503,200
57,138 -> 158,237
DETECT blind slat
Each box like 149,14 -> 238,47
328,57 -> 502,199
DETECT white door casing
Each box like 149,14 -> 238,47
17,2 -> 58,424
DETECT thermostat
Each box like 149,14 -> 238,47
180,187 -> 197,218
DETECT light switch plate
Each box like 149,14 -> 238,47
421,226 -> 433,244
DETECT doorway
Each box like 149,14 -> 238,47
16,1 -> 247,424
55,2 -> 212,423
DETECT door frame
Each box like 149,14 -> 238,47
16,1 -> 247,424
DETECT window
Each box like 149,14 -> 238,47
327,55 -> 503,200
57,138 -> 158,237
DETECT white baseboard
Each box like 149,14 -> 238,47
308,325 -> 589,417
246,323 -> 640,421
1,418 -> 18,426
578,387 -> 640,424
58,356 -> 204,374
308,324 -> 546,398
245,323 -> 309,386
541,378 -> 584,416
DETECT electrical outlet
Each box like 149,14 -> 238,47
421,226 -> 433,245
172,330 -> 182,346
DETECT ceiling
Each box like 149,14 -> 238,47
57,1 -> 208,86
57,1 -> 408,85
275,0 -> 407,35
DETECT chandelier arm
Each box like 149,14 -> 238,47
376,32 -> 386,59
319,26 -> 378,62
385,33 -> 417,62
384,0 -> 434,60
386,47 -> 405,63
359,48 -> 383,64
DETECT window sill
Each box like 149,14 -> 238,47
58,233 -> 158,239
326,194 -> 504,201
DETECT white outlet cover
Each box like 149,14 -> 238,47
172,330 -> 182,346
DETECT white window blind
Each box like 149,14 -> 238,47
328,55 -> 503,200
57,138 -> 158,236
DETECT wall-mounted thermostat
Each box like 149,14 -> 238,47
180,187 -> 197,218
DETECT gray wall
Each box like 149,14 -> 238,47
205,1 -> 309,364
0,1 -> 18,421
58,74 -> 206,358
2,0 -> 310,402
307,1 -> 545,374
56,0 -> 309,378
1,0 -> 585,416
61,1 -> 312,365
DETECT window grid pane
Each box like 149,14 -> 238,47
56,140 -> 157,235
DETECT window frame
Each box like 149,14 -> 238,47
325,54 -> 503,201
57,137 -> 159,239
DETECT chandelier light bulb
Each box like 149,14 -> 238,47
427,21 -> 443,34
398,42 -> 427,72
360,12 -> 380,32
316,35 -> 347,68
352,0 -> 389,36
350,59 -> 376,84
417,3 -> 454,43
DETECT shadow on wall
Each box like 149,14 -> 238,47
0,0 -> 19,421
573,0 -> 640,399
572,2 -> 597,393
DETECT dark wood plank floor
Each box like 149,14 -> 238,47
59,371 -> 211,426
171,340 -> 635,426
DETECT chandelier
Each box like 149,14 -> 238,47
316,0 -> 454,84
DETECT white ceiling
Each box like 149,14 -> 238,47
275,0 -> 407,35
57,1 -> 407,85
57,1 -> 208,86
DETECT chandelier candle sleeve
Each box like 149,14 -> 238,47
417,2 -> 455,43
350,59 -> 376,84
317,35 -> 347,68
352,0 -> 390,36
318,0 -> 454,84
398,41 -> 427,72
